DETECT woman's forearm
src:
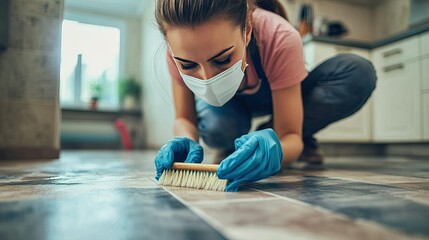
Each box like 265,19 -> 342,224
174,118 -> 199,142
279,133 -> 304,165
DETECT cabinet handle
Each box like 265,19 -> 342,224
383,63 -> 404,72
382,48 -> 402,58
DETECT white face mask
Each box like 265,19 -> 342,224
171,32 -> 247,107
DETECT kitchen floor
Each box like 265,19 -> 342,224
0,151 -> 428,240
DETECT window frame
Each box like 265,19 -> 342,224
61,10 -> 127,110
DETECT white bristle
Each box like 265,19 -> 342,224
158,169 -> 228,191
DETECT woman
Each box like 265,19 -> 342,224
154,0 -> 376,191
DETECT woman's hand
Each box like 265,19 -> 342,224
217,128 -> 283,192
154,137 -> 203,180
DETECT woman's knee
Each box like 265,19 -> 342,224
304,54 -> 377,123
338,54 -> 377,96
324,54 -> 377,108
197,100 -> 251,150
337,54 -> 377,115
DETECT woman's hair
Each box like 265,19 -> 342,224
155,0 -> 288,37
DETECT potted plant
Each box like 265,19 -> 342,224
89,80 -> 102,110
119,76 -> 141,110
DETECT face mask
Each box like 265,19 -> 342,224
171,32 -> 247,107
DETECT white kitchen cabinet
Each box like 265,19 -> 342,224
316,99 -> 372,142
424,94 -> 429,140
305,33 -> 429,143
421,32 -> 429,57
372,60 -> 421,142
303,42 -> 372,142
370,31 -> 429,143
422,49 -> 429,140
420,33 -> 429,141
422,58 -> 429,91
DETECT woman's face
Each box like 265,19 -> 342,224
166,19 -> 251,80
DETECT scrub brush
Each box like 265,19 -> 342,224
158,162 -> 228,191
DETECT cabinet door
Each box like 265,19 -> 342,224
424,93 -> 429,141
422,58 -> 429,91
316,99 -> 372,142
421,32 -> 429,57
373,61 -> 421,142
303,42 -> 317,70
423,57 -> 429,141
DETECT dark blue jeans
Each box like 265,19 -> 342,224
196,54 -> 377,151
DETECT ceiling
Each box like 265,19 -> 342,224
64,0 -> 148,18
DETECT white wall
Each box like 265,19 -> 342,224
373,0 -> 410,40
140,1 -> 175,148
283,0 -> 374,41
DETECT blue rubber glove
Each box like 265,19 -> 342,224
154,137 -> 203,180
217,128 -> 283,192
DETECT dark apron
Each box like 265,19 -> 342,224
234,33 -> 273,117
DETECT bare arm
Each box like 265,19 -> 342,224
271,83 -> 304,165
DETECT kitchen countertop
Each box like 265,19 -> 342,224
303,23 -> 429,49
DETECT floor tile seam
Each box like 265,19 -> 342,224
249,187 -> 421,239
187,196 -> 279,206
322,167 -> 429,180
322,170 -> 429,182
317,175 -> 429,191
160,185 -> 233,239
285,172 -> 427,190
152,177 -> 279,205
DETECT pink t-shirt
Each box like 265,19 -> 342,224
166,8 -> 308,91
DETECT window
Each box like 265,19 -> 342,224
60,19 -> 121,109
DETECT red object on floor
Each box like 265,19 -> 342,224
114,119 -> 133,150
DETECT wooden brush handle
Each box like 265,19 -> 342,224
171,162 -> 219,172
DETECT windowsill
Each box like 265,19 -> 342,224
61,107 -> 142,121
62,107 -> 141,115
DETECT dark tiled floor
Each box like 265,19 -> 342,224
249,176 -> 429,236
0,188 -> 226,240
0,151 -> 428,240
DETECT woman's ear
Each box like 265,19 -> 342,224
245,26 -> 252,47
245,14 -> 253,47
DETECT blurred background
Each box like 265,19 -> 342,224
0,0 -> 428,159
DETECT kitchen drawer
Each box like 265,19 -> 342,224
372,36 -> 419,67
423,58 -> 429,91
421,31 -> 429,57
